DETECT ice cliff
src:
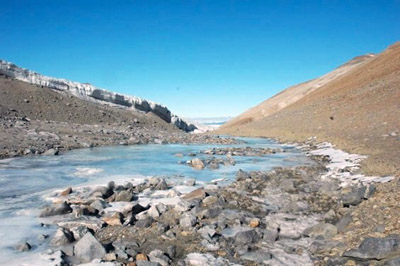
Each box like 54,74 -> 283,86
0,60 -> 196,132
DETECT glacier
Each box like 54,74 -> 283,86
0,59 -> 196,132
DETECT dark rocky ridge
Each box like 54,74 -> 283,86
0,59 -> 196,132
0,75 -> 233,159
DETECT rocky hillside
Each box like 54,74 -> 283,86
0,73 -> 228,158
219,42 -> 400,176
0,60 -> 196,132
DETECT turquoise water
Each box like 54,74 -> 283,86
0,137 -> 312,263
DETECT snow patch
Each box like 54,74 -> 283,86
309,142 -> 394,185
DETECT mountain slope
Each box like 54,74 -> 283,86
0,60 -> 196,132
219,42 -> 400,176
221,54 -> 375,129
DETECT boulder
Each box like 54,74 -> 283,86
103,212 -> 123,226
184,253 -> 231,266
43,148 -> 59,156
202,196 -> 218,205
74,232 -> 106,263
182,188 -> 206,201
39,202 -> 72,217
60,187 -> 72,196
135,217 -> 154,228
344,235 -> 400,260
115,190 -> 134,202
190,158 -> 205,170
179,213 -> 197,228
342,186 -> 367,206
90,199 -> 109,212
51,227 -> 74,246
235,229 -> 258,245
303,223 -> 338,239
241,250 -> 272,263
148,205 -> 160,218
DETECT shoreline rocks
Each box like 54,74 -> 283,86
13,141 -> 398,265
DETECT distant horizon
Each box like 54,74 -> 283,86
1,1 -> 399,117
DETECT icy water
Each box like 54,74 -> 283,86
0,137 -> 313,264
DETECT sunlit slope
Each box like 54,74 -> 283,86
219,42 -> 400,176
221,54 -> 374,129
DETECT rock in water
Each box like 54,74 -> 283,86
39,202 -> 72,217
16,242 -> 31,252
43,148 -> 59,156
190,158 -> 205,170
74,232 -> 106,263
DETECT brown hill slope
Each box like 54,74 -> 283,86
220,54 -> 375,129
219,42 -> 400,176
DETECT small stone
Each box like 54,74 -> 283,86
115,190 -> 134,202
135,217 -> 154,228
103,212 -> 123,226
202,195 -> 218,205
148,205 -> 160,218
181,188 -> 206,201
303,223 -> 338,239
235,229 -> 258,245
104,252 -> 117,261
136,253 -> 148,261
179,213 -> 197,228
185,179 -> 196,186
16,242 -> 31,252
167,245 -> 177,258
156,179 -> 168,190
60,187 -> 72,196
249,218 -> 260,228
90,199 -> 108,212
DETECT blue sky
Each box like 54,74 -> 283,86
1,1 -> 399,118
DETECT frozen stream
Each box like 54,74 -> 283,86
0,137 -> 313,265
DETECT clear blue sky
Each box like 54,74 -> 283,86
1,1 -> 399,118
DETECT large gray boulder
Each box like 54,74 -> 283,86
179,213 -> 197,228
39,202 -> 72,217
51,227 -> 74,246
74,232 -> 106,263
303,223 -> 338,239
344,235 -> 400,260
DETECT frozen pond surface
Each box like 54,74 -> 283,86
0,137 -> 313,265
